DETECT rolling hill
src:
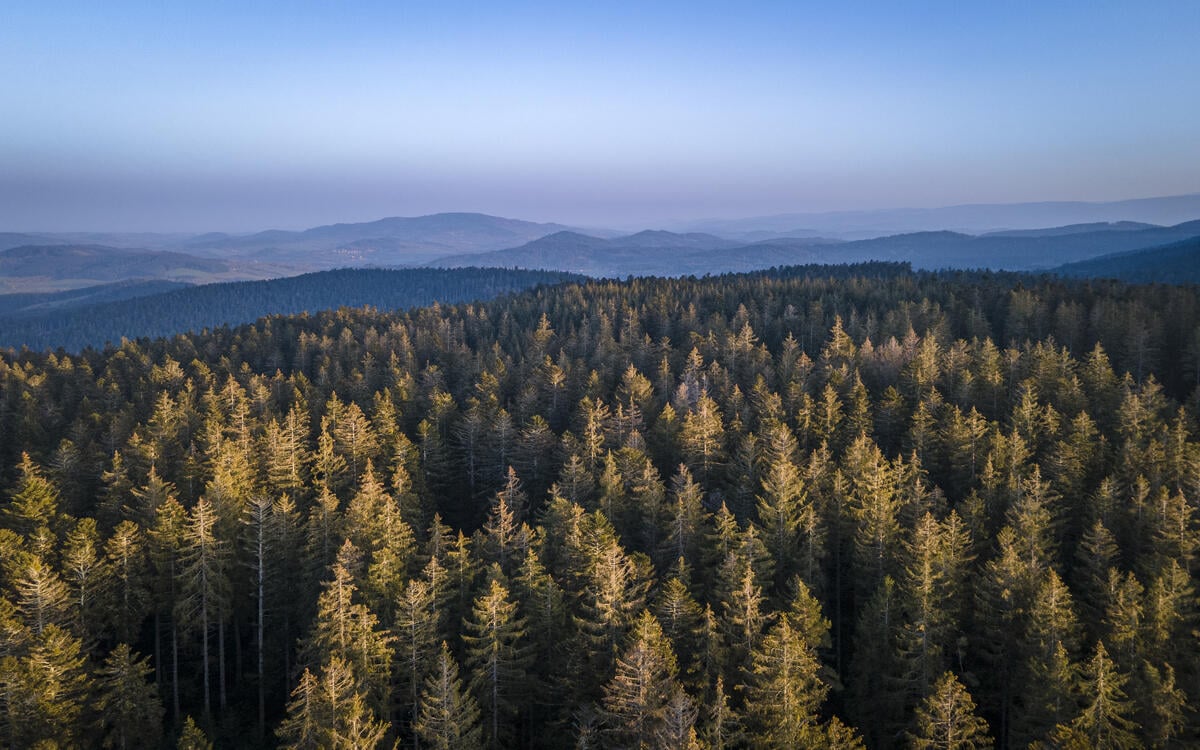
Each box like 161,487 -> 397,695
839,220 -> 1200,269
1053,236 -> 1200,283
980,221 -> 1160,238
0,214 -> 586,280
0,244 -> 227,279
180,212 -> 579,266
680,192 -> 1200,238
0,266 -> 582,352
0,244 -> 292,293
0,279 -> 191,318
428,230 -> 843,276
426,220 -> 1200,276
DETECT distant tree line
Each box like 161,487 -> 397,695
0,266 -> 581,352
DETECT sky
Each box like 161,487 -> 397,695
1,1 -> 1199,232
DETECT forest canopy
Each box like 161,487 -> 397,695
0,261 -> 1198,748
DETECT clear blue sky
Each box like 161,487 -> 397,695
2,1 -> 1198,231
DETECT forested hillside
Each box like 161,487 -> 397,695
1,262 -> 1199,748
1054,237 -> 1200,284
0,267 -> 581,352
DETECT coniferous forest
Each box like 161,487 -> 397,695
3,262 -> 1200,748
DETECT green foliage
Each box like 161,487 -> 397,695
415,641 -> 483,750
908,671 -> 992,750
0,264 -> 1197,748
97,643 -> 164,749
276,655 -> 389,750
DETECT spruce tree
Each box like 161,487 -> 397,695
97,643 -> 165,750
907,671 -> 992,750
463,570 -> 531,748
1059,641 -> 1139,750
277,655 -> 390,750
743,596 -> 830,748
600,611 -> 683,750
415,641 -> 484,750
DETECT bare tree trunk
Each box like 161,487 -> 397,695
202,598 -> 211,718
172,617 -> 180,720
218,609 -> 228,711
257,520 -> 266,741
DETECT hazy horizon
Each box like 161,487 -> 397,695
3,1 -> 1199,232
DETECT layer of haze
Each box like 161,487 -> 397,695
2,1 -> 1199,232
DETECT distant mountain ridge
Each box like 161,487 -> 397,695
826,220 -> 1200,270
681,193 -> 1200,238
425,220 -> 1200,276
0,244 -> 225,278
179,212 -> 578,266
980,221 -> 1160,238
428,230 -> 840,276
0,244 -> 291,293
3,201 -> 1199,286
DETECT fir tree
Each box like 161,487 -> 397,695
907,671 -> 992,750
97,643 -> 165,750
601,611 -> 683,750
277,655 -> 390,750
415,641 -> 484,750
463,570 -> 531,748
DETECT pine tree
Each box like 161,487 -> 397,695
354,469 -> 419,621
848,576 -> 902,747
661,687 -> 702,750
700,676 -> 743,750
600,611 -> 683,750
394,576 -> 440,742
715,550 -> 769,683
756,421 -> 818,592
1140,662 -> 1186,748
331,399 -> 380,488
1014,569 -> 1082,746
415,641 -> 484,750
1073,519 -> 1120,635
907,671 -> 992,750
241,493 -> 285,738
660,465 -> 705,569
743,589 -> 830,748
97,643 -> 165,750
652,573 -> 704,684
844,434 -> 901,594
175,497 -> 232,718
463,571 -> 531,748
972,526 -> 1036,745
0,624 -> 90,748
3,453 -> 70,540
481,467 -> 531,575
13,554 -> 71,636
104,519 -> 151,646
176,715 -> 214,750
574,532 -> 650,682
304,484 -> 344,578
149,496 -> 188,721
1060,642 -> 1139,750
896,512 -> 970,707
263,405 -> 312,499
62,517 -> 109,644
1102,570 -> 1144,673
680,392 -> 726,487
302,540 -> 393,712
277,655 -> 390,750
1143,559 -> 1194,672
